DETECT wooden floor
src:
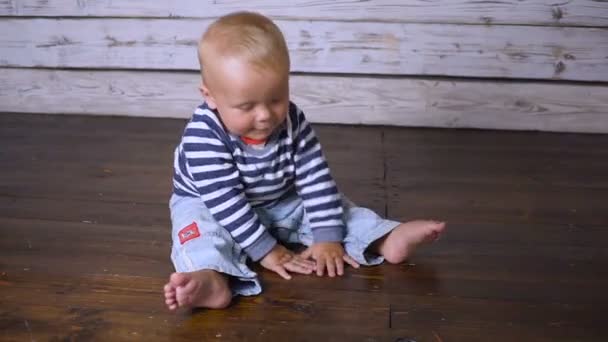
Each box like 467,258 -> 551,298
1,113 -> 607,341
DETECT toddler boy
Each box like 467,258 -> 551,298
163,11 -> 445,310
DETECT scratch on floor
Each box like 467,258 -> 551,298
24,319 -> 34,341
432,331 -> 443,342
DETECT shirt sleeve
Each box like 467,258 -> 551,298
290,103 -> 345,243
182,115 -> 276,261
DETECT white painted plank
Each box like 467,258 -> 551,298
1,0 -> 607,27
2,68 -> 607,133
1,19 -> 607,81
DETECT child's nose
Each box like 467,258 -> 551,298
255,106 -> 272,122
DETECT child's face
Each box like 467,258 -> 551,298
201,57 -> 289,141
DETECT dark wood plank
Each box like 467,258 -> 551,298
317,125 -> 386,216
1,113 -> 608,341
384,127 -> 608,341
0,114 -> 386,212
0,195 -> 170,227
384,128 -> 608,226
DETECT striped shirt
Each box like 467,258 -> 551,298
172,102 -> 344,261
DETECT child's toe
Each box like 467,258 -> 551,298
170,272 -> 190,287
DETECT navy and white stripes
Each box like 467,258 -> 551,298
172,102 -> 344,260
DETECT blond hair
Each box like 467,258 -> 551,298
198,12 -> 290,82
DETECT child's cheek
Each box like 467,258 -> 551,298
235,115 -> 254,134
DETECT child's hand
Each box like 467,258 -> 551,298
260,244 -> 316,280
300,242 -> 359,277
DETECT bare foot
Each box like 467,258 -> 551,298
163,269 -> 232,311
373,220 -> 446,264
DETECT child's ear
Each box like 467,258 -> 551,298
199,80 -> 218,110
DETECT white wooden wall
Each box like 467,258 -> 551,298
1,1 -> 607,133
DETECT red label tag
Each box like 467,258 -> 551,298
178,222 -> 201,245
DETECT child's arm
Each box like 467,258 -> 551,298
289,103 -> 359,276
180,112 -> 276,262
181,116 -> 314,278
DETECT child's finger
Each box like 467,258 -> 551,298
274,266 -> 292,280
291,258 -> 315,271
292,256 -> 316,269
335,257 -> 344,276
316,257 -> 326,276
285,258 -> 312,272
343,254 -> 360,269
326,259 -> 336,277
284,260 -> 313,275
299,248 -> 313,260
